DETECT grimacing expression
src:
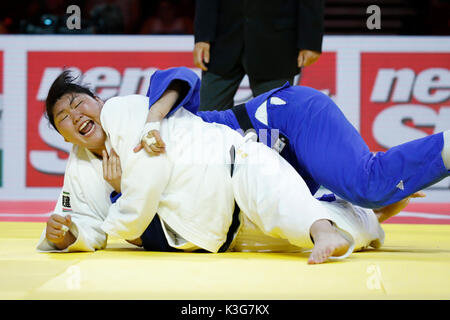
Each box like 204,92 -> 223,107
53,93 -> 106,155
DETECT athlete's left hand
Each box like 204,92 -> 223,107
374,191 -> 426,223
298,50 -> 321,68
102,149 -> 122,193
133,129 -> 166,156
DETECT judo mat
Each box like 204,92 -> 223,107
1,221 -> 450,300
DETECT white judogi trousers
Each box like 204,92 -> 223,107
231,137 -> 385,258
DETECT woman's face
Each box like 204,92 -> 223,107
53,93 -> 106,155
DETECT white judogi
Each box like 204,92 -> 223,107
231,201 -> 384,253
37,95 -> 241,253
37,94 -> 384,256
35,145 -> 114,252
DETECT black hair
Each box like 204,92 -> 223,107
45,70 -> 96,131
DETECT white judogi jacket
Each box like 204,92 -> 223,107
37,95 -> 244,253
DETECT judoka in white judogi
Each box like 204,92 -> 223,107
37,94 -> 385,259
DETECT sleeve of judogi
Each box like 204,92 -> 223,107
101,153 -> 171,240
297,0 -> 324,53
100,98 -> 172,240
36,166 -> 108,252
146,67 -> 201,115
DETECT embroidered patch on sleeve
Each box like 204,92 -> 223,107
62,191 -> 72,212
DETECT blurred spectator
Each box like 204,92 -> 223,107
139,0 -> 192,35
24,0 -> 46,25
0,0 -> 447,36
428,0 -> 450,35
177,0 -> 195,20
86,0 -> 141,33
45,0 -> 66,16
90,3 -> 124,34
176,0 -> 195,32
1,0 -> 42,33
0,18 -> 12,34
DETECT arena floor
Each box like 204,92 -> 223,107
1,221 -> 449,300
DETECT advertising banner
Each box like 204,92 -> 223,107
360,52 -> 450,193
0,50 -> 3,188
0,36 -> 449,223
27,51 -> 194,187
361,53 -> 450,151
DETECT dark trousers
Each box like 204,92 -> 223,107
199,71 -> 294,111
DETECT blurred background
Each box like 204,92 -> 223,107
0,0 -> 449,36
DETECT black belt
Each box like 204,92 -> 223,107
231,103 -> 289,154
218,146 -> 241,253
231,103 -> 254,133
218,201 -> 241,252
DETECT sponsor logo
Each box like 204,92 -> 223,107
0,50 -> 3,94
361,53 -> 450,189
361,53 -> 450,150
0,50 -> 3,187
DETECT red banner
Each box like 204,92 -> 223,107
299,52 -> 336,97
26,51 -> 194,187
0,50 -> 3,94
360,53 -> 450,152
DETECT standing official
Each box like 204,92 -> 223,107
193,0 -> 324,110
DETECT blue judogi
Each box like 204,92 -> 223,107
146,67 -> 449,209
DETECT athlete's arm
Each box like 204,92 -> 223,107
134,80 -> 190,155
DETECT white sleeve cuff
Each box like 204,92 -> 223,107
140,122 -> 161,140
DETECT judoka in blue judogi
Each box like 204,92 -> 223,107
146,67 -> 450,209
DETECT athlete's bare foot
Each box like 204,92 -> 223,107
308,219 -> 350,264
126,237 -> 143,247
373,191 -> 426,223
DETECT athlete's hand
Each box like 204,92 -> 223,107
298,50 -> 321,68
193,42 -> 210,71
381,191 -> 426,214
45,214 -> 76,249
374,191 -> 426,223
102,149 -> 122,193
133,129 -> 166,156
